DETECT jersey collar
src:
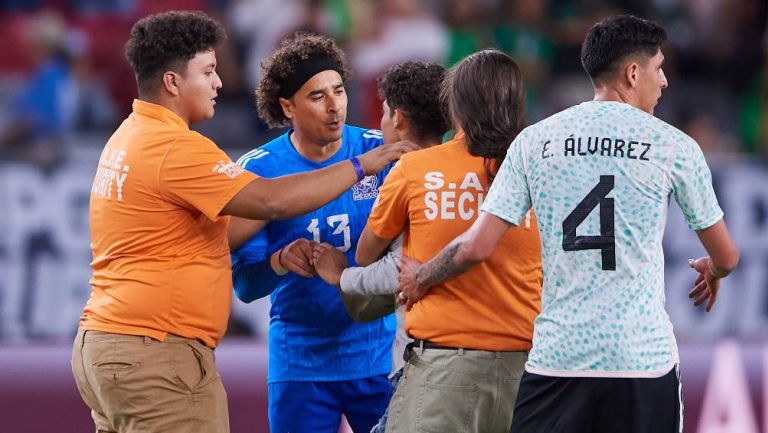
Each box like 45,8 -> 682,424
132,99 -> 189,131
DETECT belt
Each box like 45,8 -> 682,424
404,339 -> 453,362
410,339 -> 460,350
405,339 -> 527,359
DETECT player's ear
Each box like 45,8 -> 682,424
279,97 -> 294,121
393,108 -> 405,130
162,70 -> 182,96
625,61 -> 639,88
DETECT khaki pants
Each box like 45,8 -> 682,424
71,329 -> 229,433
384,346 -> 527,433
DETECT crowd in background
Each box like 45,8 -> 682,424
0,1 -> 767,343
0,9 -> 765,433
0,0 -> 767,168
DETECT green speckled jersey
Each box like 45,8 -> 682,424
481,101 -> 723,377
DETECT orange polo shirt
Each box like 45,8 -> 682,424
366,136 -> 542,351
80,99 -> 256,348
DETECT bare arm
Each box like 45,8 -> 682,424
356,226 -> 394,266
222,140 -> 418,220
687,219 -> 739,312
398,212 -> 513,310
228,217 -> 267,250
695,219 -> 739,277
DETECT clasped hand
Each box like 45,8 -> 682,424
311,243 -> 348,287
278,238 -> 318,277
395,256 -> 429,311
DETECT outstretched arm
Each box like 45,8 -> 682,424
222,140 -> 417,220
336,235 -> 403,296
313,238 -> 401,322
398,212 -> 512,310
687,219 -> 739,312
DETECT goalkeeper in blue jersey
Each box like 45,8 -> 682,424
229,33 -> 398,433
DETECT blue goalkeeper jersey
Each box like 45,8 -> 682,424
231,125 -> 395,383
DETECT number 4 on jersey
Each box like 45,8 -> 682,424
562,175 -> 616,271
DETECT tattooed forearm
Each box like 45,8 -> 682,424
416,240 -> 476,289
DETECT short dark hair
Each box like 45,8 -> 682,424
581,15 -> 667,81
125,11 -> 226,96
442,49 -> 526,181
377,61 -> 449,143
256,33 -> 350,128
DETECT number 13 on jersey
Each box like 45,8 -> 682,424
307,214 -> 352,252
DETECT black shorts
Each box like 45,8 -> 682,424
509,366 -> 682,433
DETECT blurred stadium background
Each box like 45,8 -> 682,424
0,0 -> 766,432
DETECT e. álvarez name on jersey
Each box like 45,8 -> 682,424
541,135 -> 652,160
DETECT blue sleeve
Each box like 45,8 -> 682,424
357,128 -> 391,189
231,144 -> 285,303
231,230 -> 282,303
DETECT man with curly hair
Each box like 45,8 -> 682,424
312,60 -> 449,433
228,33 -> 408,433
70,12 -> 412,433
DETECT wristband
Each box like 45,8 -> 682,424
350,157 -> 365,181
270,248 -> 289,276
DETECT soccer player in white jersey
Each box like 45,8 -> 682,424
396,15 -> 739,433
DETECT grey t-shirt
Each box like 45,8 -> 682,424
339,234 -> 410,374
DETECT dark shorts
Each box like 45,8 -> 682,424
510,366 -> 682,433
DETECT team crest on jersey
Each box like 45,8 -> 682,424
213,160 -> 245,179
352,175 -> 378,200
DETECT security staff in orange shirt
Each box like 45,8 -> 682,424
70,11 -> 413,433
356,50 -> 542,433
